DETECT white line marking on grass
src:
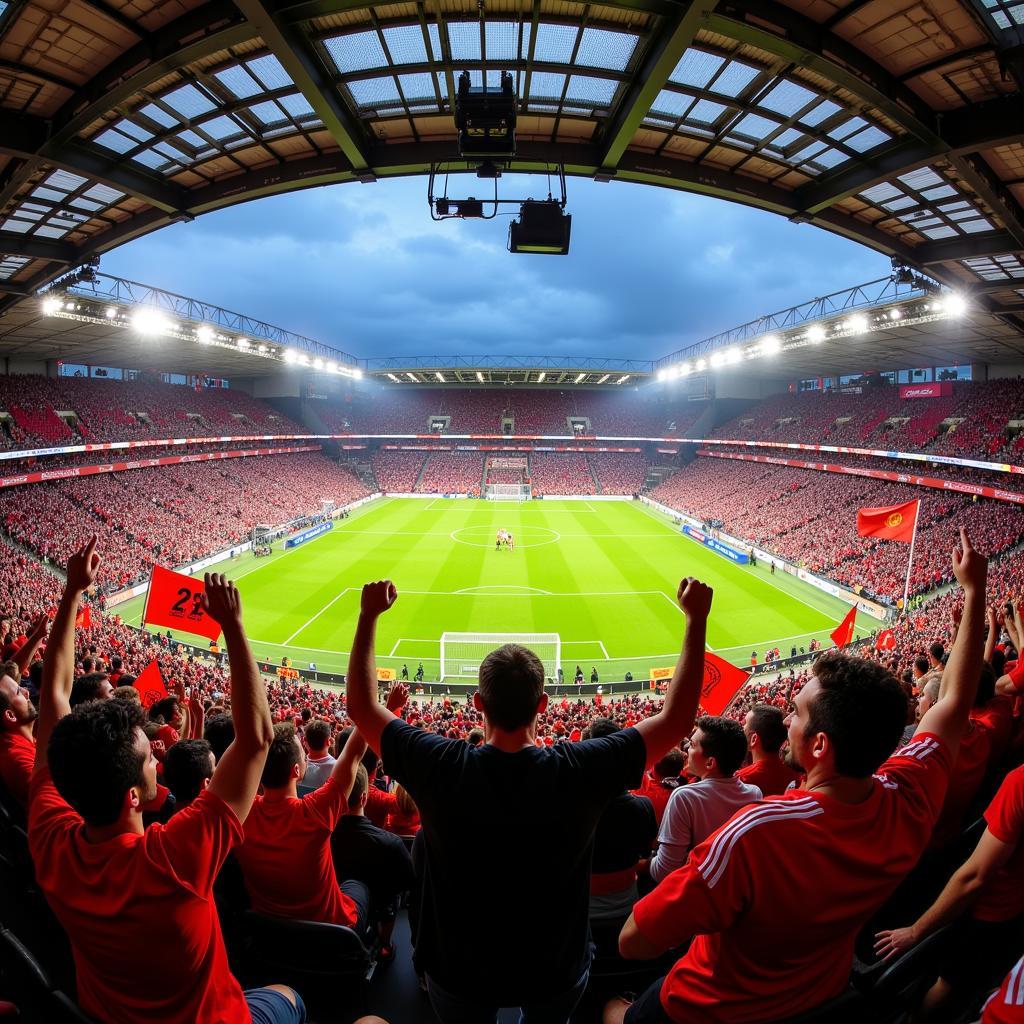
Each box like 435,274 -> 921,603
454,585 -> 554,595
598,640 -> 609,658
283,588 -> 353,645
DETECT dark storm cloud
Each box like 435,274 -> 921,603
100,175 -> 889,361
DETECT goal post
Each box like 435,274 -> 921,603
440,632 -> 561,682
485,483 -> 531,500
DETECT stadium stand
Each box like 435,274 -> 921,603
415,451 -> 483,494
589,453 -> 647,495
529,452 -> 595,495
370,451 -> 427,492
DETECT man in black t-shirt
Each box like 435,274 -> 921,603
345,575 -> 713,1022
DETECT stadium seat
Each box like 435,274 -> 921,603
239,910 -> 377,1018
766,986 -> 864,1023
0,929 -> 94,1023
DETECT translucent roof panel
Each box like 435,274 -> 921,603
760,80 -> 817,117
532,23 -> 577,64
482,21 -> 519,62
575,28 -> 638,72
858,166 -> 996,241
383,24 -> 429,64
979,0 -> 1024,27
4,170 -> 124,244
527,72 -> 567,100
709,60 -> 761,98
325,30 -> 388,73
447,21 -> 483,61
347,77 -> 403,108
670,49 -> 724,89
0,3 -> 8,19
163,84 -> 216,120
961,254 -> 1024,280
565,75 -> 617,106
0,256 -> 30,281
247,55 -> 293,91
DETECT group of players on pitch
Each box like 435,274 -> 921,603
495,529 -> 516,551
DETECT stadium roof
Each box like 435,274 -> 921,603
1,0 -> 1024,334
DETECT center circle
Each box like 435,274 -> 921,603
450,525 -> 561,549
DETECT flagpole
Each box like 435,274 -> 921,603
902,500 -> 921,617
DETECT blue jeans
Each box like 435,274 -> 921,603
426,965 -> 590,1024
244,987 -> 306,1024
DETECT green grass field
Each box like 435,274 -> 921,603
120,497 -> 873,682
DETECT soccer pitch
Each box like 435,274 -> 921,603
121,497 -> 872,682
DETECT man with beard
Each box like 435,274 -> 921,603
606,529 -> 987,1024
0,666 -> 39,808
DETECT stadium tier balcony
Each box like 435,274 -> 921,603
416,451 -> 483,494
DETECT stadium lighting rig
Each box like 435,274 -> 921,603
656,291 -> 970,381
37,292 -> 362,378
427,68 -> 572,255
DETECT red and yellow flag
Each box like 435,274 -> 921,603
74,606 -> 92,630
699,651 -> 750,716
142,565 -> 222,641
857,500 -> 919,543
133,660 -> 169,709
831,606 -> 857,649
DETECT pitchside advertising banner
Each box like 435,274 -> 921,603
680,524 -> 750,564
283,521 -> 334,548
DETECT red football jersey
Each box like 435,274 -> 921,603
0,731 -> 35,807
982,955 -> 1024,1024
236,772 -> 358,926
735,756 -> 801,798
632,734 -> 952,1024
28,770 -> 249,1024
975,765 -> 1024,923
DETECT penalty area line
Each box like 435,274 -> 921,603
283,588 -> 353,645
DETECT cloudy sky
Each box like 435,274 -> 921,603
101,174 -> 890,362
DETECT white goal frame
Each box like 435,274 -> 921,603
486,483 -> 531,500
439,632 -> 561,681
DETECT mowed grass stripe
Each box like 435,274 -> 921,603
118,498 -> 873,680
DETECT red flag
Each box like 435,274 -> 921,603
142,565 -> 222,641
133,660 -> 168,709
875,628 -> 897,651
857,500 -> 919,543
74,606 -> 92,629
699,651 -> 751,716
831,606 -> 857,649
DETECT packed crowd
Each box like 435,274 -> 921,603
589,453 -> 647,495
0,453 -> 369,592
529,452 -> 595,495
0,375 -> 302,451
651,456 -> 1024,602
416,452 -> 483,494
0,522 -> 1020,1024
709,379 -> 1024,461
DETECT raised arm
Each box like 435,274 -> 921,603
983,605 -> 998,666
12,614 -> 49,679
919,529 -> 986,758
203,574 -> 274,823
345,581 -> 400,753
35,538 -> 101,774
633,578 -> 713,768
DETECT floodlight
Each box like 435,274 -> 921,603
435,371 -> 445,382
597,374 -> 610,384
710,352 -> 725,368
508,200 -> 571,255
388,373 -> 400,382
657,369 -> 668,382
455,70 -> 517,159
258,344 -> 268,353
352,368 -> 363,379
326,360 -> 337,372
807,324 -> 825,343
284,349 -> 298,363
238,337 -> 250,349
762,335 -> 781,355
694,358 -> 706,372
196,326 -> 214,344
406,373 -> 417,382
476,371 -> 485,382
574,372 -> 586,383
41,295 -> 62,315
726,347 -> 741,364
537,372 -> 546,382
297,354 -> 310,366
313,358 -> 324,369
105,306 -> 118,319
618,375 -> 629,384
943,293 -> 968,316
846,314 -> 868,334
889,308 -> 902,321
131,308 -> 171,336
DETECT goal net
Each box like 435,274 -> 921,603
486,483 -> 531,500
440,632 -> 561,682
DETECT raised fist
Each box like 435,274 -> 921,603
361,581 -> 398,618
677,577 -> 713,620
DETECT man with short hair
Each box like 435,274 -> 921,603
164,738 -> 215,809
0,669 -> 38,808
346,574 -> 713,1022
607,528 -> 986,1024
648,717 -> 762,883
234,707 -> 382,931
69,671 -> 113,707
29,539 -> 304,1024
204,712 -> 235,762
736,704 -> 800,797
301,719 -> 335,790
